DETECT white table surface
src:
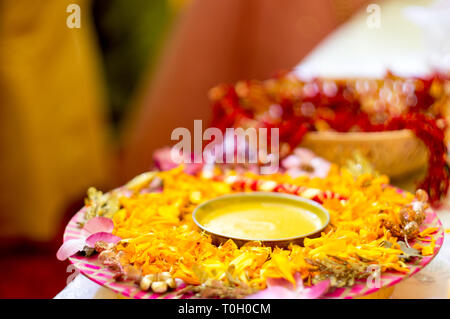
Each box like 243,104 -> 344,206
55,0 -> 450,299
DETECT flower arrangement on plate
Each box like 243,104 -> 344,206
58,161 -> 444,299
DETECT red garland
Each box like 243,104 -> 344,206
209,76 -> 449,207
386,114 -> 449,206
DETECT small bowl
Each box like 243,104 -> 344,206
193,192 -> 330,248
301,129 -> 428,178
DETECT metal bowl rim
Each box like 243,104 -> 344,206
192,192 -> 330,243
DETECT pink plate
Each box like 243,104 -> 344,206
64,194 -> 444,299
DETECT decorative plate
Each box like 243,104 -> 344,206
64,191 -> 444,299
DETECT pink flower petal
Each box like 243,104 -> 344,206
293,148 -> 316,161
121,189 -> 134,198
56,238 -> 86,261
299,280 -> 330,299
85,232 -> 121,248
183,163 -> 204,175
281,155 -> 302,169
247,274 -> 329,299
310,158 -> 331,178
153,147 -> 179,171
83,217 -> 114,235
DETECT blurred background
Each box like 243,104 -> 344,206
0,0 -> 447,298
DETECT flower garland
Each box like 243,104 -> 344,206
209,73 -> 450,206
386,113 -> 449,204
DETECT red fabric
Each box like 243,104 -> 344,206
0,200 -> 82,298
0,251 -> 69,298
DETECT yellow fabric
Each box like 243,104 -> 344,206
0,0 -> 112,241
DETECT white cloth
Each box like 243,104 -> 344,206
294,0 -> 450,78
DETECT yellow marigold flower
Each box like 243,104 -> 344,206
108,166 -> 429,289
